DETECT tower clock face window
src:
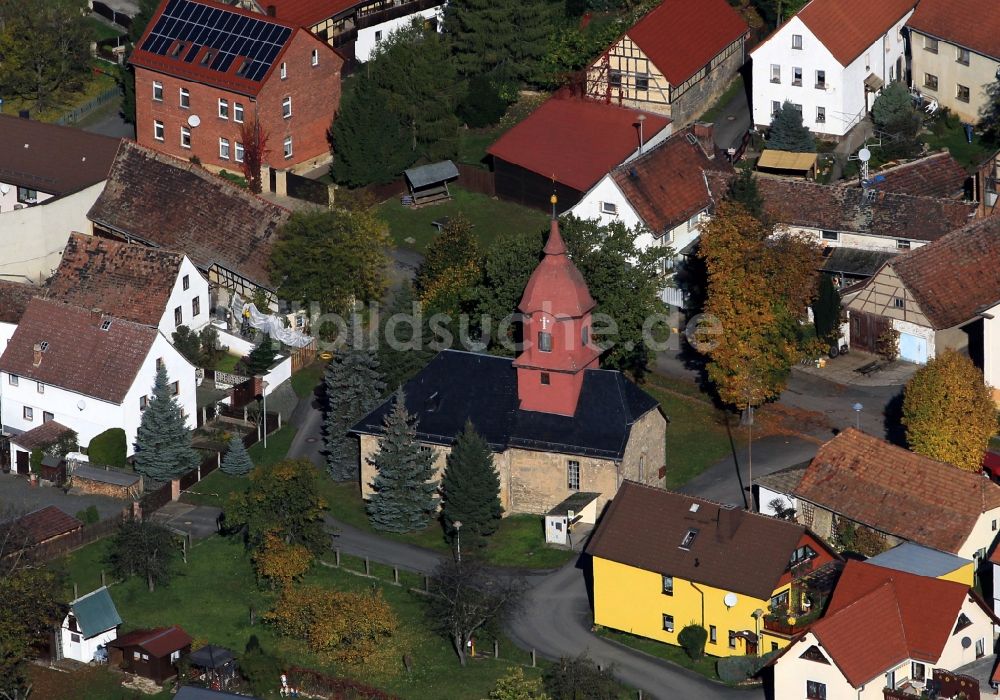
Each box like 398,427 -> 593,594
538,331 -> 552,352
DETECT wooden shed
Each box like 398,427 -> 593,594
404,160 -> 459,206
108,626 -> 192,684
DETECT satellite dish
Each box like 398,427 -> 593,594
858,147 -> 871,162
724,592 -> 739,608
0,184 -> 9,195
187,114 -> 201,128
961,636 -> 972,649
77,399 -> 86,411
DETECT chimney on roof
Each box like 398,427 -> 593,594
692,122 -> 715,159
716,503 -> 743,542
32,344 -> 42,368
91,308 -> 102,325
266,4 -> 276,16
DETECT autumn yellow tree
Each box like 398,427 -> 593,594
696,202 -> 820,413
266,585 -> 398,665
252,533 -> 313,589
902,349 -> 998,471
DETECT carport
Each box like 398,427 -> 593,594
403,160 -> 459,206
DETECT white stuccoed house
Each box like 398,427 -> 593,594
59,586 -> 122,663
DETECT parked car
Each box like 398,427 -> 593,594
982,451 -> 1000,481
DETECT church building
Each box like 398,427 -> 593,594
353,219 -> 667,515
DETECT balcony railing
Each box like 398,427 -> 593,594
355,0 -> 441,30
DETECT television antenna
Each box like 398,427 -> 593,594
857,147 -> 871,183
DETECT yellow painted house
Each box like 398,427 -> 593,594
586,482 -> 839,657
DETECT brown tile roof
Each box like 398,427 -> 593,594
6,506 -> 83,546
808,560 -> 980,686
11,421 -> 75,451
585,481 -> 807,600
0,298 -> 158,404
110,626 -> 192,657
0,281 -> 39,324
796,0 -> 916,67
889,216 -> 1000,329
907,0 -> 1000,61
47,233 -> 185,328
625,0 -> 748,85
756,177 -> 975,242
0,115 -> 121,196
87,141 -> 289,289
794,429 -> 1000,553
868,152 -> 970,199
610,126 -> 733,236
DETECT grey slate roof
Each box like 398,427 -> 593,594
353,349 -> 660,460
405,160 -> 459,189
822,247 -> 896,278
865,542 -> 972,579
73,464 -> 141,487
70,586 -> 122,637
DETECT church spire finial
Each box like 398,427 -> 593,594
543,217 -> 567,256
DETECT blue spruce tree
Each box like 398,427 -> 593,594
133,364 -> 200,481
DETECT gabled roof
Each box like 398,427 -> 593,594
130,0 -> 296,96
88,141 -> 289,290
868,152 -> 969,199
487,95 -> 670,193
889,216 -> 1000,329
624,0 -> 748,85
0,115 -> 120,196
353,350 -> 660,461
0,281 -> 39,325
70,587 -> 122,637
11,421 -> 76,452
609,126 -> 732,236
0,298 -> 158,404
47,233 -> 186,328
756,177 -> 974,242
586,481 -> 810,600
110,626 -> 192,657
795,0 -> 917,67
866,542 -> 972,580
4,506 -> 83,546
907,0 -> 1000,61
808,560 -> 983,687
794,429 -> 1000,554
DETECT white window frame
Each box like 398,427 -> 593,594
600,201 -> 618,215
36,381 -> 44,394
218,98 -> 229,119
770,64 -> 781,83
662,614 -> 674,632
311,48 -> 319,66
181,126 -> 191,149
957,47 -> 970,65
234,102 -> 244,123
219,137 -> 230,160
567,460 -> 580,490
924,72 -> 938,91
283,136 -> 293,159
924,35 -> 938,53
792,66 -> 802,86
815,70 -> 826,89
154,120 -> 164,142
821,230 -> 838,241
8,374 -> 17,386
235,141 -> 245,163
280,62 -> 287,79
152,81 -> 163,101
23,406 -> 33,421
816,106 -> 826,123
179,87 -> 189,108
792,34 -> 802,50
897,239 -> 911,250
282,96 -> 292,119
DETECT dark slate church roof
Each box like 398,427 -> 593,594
352,350 -> 660,460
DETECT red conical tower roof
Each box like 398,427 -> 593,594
519,219 -> 595,317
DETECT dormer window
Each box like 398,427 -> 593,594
100,319 -> 112,331
38,341 -> 48,352
171,42 -> 186,57
201,50 -> 214,66
680,528 -> 698,549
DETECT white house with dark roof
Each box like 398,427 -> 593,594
60,586 -> 122,663
0,298 -> 195,457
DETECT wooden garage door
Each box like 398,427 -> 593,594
850,311 -> 890,353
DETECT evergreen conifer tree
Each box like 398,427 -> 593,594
221,435 -> 254,476
812,274 -> 842,344
325,322 -> 386,481
242,334 -> 278,376
133,364 -> 200,481
440,421 -> 503,548
366,389 -> 438,533
727,169 -> 765,221
767,102 -> 816,152
331,77 -> 412,186
378,283 -> 436,391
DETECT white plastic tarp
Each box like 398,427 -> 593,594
230,297 -> 313,348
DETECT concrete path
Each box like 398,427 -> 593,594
829,117 -> 874,182
149,502 -> 222,541
711,80 -> 752,152
325,516 -> 443,575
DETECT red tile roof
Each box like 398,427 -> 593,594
586,481 -> 810,600
88,141 -> 289,289
0,299 -> 158,404
610,126 -> 732,236
11,421 -> 76,452
889,216 -> 1000,330
0,281 -> 38,325
755,176 -> 974,242
130,0 -> 298,97
487,95 -> 670,193
870,152 -> 969,199
795,429 -> 1000,554
263,0 -> 357,28
5,506 -> 83,546
809,560 -> 978,686
47,233 -> 185,328
0,115 -> 121,196
625,0 -> 747,85
791,0 -> 916,67
110,626 -> 192,657
907,0 -> 1000,61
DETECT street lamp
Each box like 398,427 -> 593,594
453,520 -> 462,563
637,113 -> 647,154
262,379 -> 269,448
852,402 -> 863,431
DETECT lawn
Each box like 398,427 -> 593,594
291,361 -> 326,398
644,373 -> 735,489
248,424 -> 297,467
378,186 -> 548,253
214,353 -> 241,373
596,628 -> 722,683
85,16 -> 125,42
923,116 -> 994,169
55,536 -> 544,699
2,61 -> 119,123
457,126 -> 504,166
30,664 -> 173,700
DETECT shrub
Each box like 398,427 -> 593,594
88,428 -> 127,468
717,650 -> 779,684
459,75 -> 508,128
75,506 -> 100,525
678,624 -> 708,660
29,448 -> 44,475
239,640 -> 285,698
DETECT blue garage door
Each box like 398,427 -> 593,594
898,333 -> 928,364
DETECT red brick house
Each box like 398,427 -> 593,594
131,0 -> 343,172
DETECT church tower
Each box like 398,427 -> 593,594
513,217 -> 601,416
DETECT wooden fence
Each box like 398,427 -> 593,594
287,171 -> 332,206
140,480 -> 172,513
456,163 -> 495,196
27,513 -> 125,563
290,341 -> 317,373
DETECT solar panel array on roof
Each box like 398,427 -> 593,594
140,0 -> 291,82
